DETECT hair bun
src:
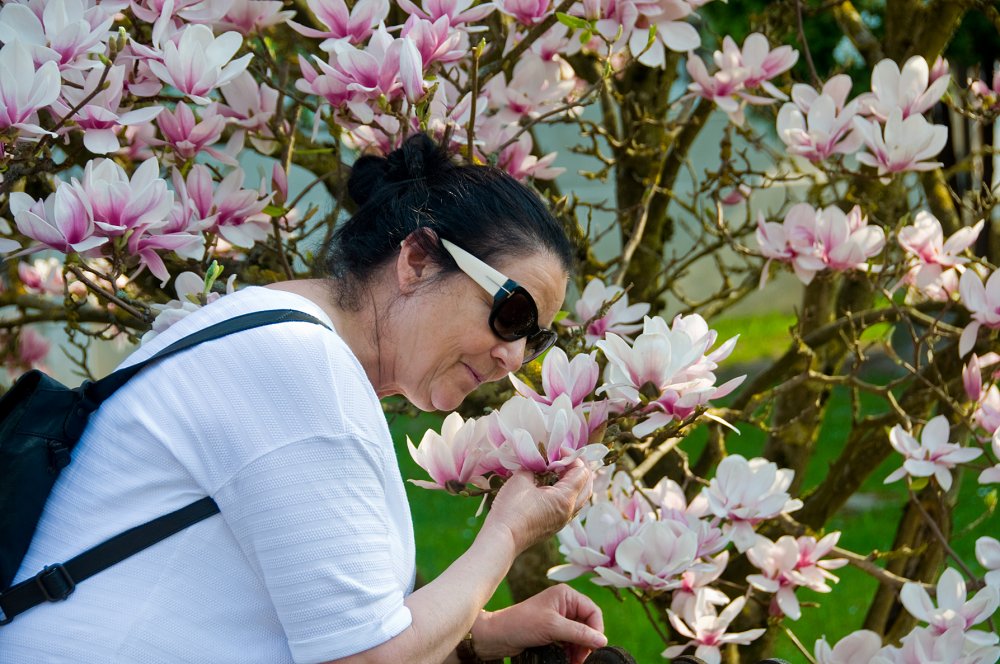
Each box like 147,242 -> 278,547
347,154 -> 390,206
386,133 -> 451,182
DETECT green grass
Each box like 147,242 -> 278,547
387,312 -> 999,662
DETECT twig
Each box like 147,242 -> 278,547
795,0 -> 822,88
907,487 -> 978,581
66,265 -> 150,323
781,624 -> 818,664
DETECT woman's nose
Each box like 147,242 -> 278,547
492,337 -> 526,374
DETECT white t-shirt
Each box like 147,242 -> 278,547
0,287 -> 415,663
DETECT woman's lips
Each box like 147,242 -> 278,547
464,363 -> 483,385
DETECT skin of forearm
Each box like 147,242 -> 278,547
321,521 -> 518,664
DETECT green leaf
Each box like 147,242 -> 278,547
556,12 -> 590,30
262,204 -> 286,218
553,310 -> 571,323
909,476 -> 929,492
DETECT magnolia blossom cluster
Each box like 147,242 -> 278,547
685,32 -> 799,126
814,566 -> 1000,663
775,56 -> 949,178
896,211 -> 982,302
408,347 -> 610,491
755,202 -> 885,287
545,458 -> 842,663
559,278 -> 650,348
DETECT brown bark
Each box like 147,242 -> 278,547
506,538 -> 560,603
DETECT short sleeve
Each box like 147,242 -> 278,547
213,435 -> 413,663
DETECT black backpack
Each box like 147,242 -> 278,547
0,309 -> 328,625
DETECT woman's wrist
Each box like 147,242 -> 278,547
467,611 -> 511,661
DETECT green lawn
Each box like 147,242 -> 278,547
387,312 -> 998,662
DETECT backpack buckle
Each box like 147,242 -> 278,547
34,564 -> 75,602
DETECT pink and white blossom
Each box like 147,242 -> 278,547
494,0 -> 551,25
548,501 -> 637,583
814,630 -> 884,664
777,76 -> 862,163
720,32 -> 798,99
969,70 -> 1000,114
597,314 -> 744,438
758,203 -> 886,286
900,567 -> 999,647
155,102 -> 233,164
18,258 -> 64,295
860,56 -> 950,122
593,519 -> 700,590
897,212 -> 982,302
488,394 -> 608,475
663,595 -> 767,664
400,14 -> 465,67
884,415 -> 983,491
143,270 -> 237,343
0,40 -> 61,138
979,430 -> 1000,484
560,278 -> 650,347
509,347 -> 599,408
407,412 -> 492,491
873,625 -> 1000,664
396,0 -> 494,25
0,0 -> 115,70
215,0 -> 294,34
746,532 -> 847,620
147,24 -> 253,104
958,267 -> 1000,357
289,0 -> 387,48
702,454 -> 803,552
670,552 -> 731,617
976,536 -> 1000,588
81,157 -> 173,236
853,109 -> 948,180
9,182 -> 107,255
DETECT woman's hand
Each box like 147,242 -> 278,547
471,585 -> 606,664
483,460 -> 594,555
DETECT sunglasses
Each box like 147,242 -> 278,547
439,238 -> 558,364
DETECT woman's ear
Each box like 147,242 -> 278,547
395,232 -> 436,294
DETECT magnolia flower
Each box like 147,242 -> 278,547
897,212 -> 982,301
872,625 -> 1000,664
143,270 -> 237,343
18,258 -> 64,295
747,533 -> 847,620
977,536 -> 1000,587
396,0 -> 494,25
670,552 -> 731,617
979,430 -> 1000,484
814,630 -> 884,664
685,52 -> 751,124
509,347 -> 599,408
196,166 -> 272,248
597,314 -> 743,438
216,0 -> 295,34
853,109 -> 948,180
884,415 -> 982,491
757,203 -> 885,286
900,567 -> 1000,647
407,412 -> 492,491
561,278 -> 650,347
289,0 -> 388,48
400,14 -> 465,66
0,0 -> 115,69
494,0 -> 551,25
52,65 -> 164,155
702,455 -> 803,552
10,328 -> 51,373
861,56 -> 950,122
488,394 -> 608,474
777,81 -> 862,162
81,157 -> 173,236
593,519 -> 699,590
218,71 -> 280,153
969,70 -> 1000,114
0,40 -> 61,138
720,32 -> 798,99
663,596 -> 767,664
155,102 -> 233,164
147,25 -> 253,104
548,501 -> 636,583
9,182 -> 107,256
485,54 -> 576,123
482,128 -> 565,181
958,268 -> 1000,357
627,0 -> 700,67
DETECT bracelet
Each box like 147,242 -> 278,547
455,630 -> 503,664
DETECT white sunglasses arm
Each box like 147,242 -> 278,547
439,238 -> 511,295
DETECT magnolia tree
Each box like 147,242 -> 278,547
2,0 -> 1000,661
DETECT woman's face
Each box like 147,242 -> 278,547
392,249 -> 568,412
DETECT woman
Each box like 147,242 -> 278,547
0,134 -> 606,663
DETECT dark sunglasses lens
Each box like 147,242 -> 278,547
523,330 -> 557,363
491,290 -> 537,340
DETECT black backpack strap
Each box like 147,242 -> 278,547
1,497 -> 219,624
83,309 -> 330,405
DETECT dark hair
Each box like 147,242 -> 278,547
321,133 -> 573,307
